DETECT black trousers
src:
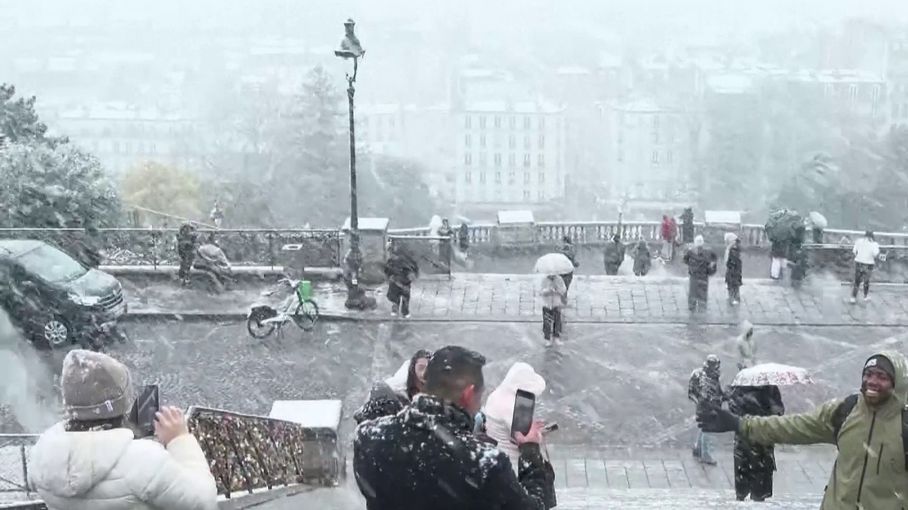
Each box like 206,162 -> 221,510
734,437 -> 774,501
178,250 -> 194,280
387,281 -> 411,315
688,276 -> 709,311
542,307 -> 562,339
727,283 -> 741,302
852,262 -> 873,298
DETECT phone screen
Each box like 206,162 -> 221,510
134,385 -> 160,438
510,389 -> 535,439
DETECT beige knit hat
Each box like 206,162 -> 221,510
61,349 -> 134,421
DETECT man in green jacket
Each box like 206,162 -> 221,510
698,350 -> 908,509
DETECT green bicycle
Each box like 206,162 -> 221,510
246,278 -> 319,338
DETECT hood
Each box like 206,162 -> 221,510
29,423 -> 135,498
63,269 -> 119,299
384,359 -> 410,397
867,350 -> 908,405
483,362 -> 546,424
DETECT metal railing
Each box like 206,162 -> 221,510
0,434 -> 38,499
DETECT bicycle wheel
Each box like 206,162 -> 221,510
292,299 -> 319,331
247,309 -> 277,338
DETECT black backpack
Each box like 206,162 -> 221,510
831,394 -> 908,469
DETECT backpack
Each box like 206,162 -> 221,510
831,394 -> 908,470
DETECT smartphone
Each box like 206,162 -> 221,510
132,385 -> 160,438
510,389 -> 536,440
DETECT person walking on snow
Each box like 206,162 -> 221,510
384,243 -> 419,318
683,235 -> 718,312
661,214 -> 677,260
632,239 -> 651,276
851,230 -> 881,303
726,237 -> 743,305
681,207 -> 695,245
736,320 -> 756,370
540,274 -> 566,347
176,222 -> 198,287
699,350 -> 908,510
603,235 -> 625,275
688,355 -> 724,465
728,384 -> 784,501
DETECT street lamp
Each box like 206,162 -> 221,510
335,18 -> 374,310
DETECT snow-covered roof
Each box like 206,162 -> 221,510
269,400 -> 342,429
498,210 -> 535,225
705,210 -> 742,225
707,74 -> 754,94
464,100 -> 563,114
342,217 -> 390,231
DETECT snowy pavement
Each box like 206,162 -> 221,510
121,273 -> 908,326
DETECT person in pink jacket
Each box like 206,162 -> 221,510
28,349 -> 218,510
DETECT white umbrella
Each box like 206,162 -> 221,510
809,211 -> 828,229
732,363 -> 814,387
534,253 -> 574,275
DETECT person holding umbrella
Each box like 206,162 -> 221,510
728,383 -> 784,501
559,236 -> 580,298
535,253 -> 573,347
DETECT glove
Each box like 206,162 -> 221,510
696,402 -> 741,433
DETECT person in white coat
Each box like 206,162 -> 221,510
540,274 -> 567,347
28,349 -> 218,510
736,320 -> 756,370
482,362 -> 548,472
851,230 -> 881,303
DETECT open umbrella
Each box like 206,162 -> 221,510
809,211 -> 828,229
534,253 -> 574,275
732,363 -> 814,387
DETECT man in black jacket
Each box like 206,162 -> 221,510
353,345 -> 553,510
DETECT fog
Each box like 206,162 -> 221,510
3,0 -> 908,228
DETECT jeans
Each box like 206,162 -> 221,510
542,307 -> 563,340
852,262 -> 873,298
694,430 -> 714,461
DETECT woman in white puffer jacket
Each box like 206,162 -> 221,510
482,362 -> 548,471
28,349 -> 218,510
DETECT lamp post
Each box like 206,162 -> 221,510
335,19 -> 374,309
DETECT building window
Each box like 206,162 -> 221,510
538,171 -> 545,184
523,153 -> 531,167
872,85 -> 881,105
464,153 -> 472,165
509,116 -> 517,129
480,116 -> 487,129
494,153 -> 502,166
538,134 -> 545,149
509,153 -> 516,167
849,84 -> 858,104
509,135 -> 516,149
465,116 -> 472,129
652,115 -> 660,144
523,135 -> 531,149
465,171 -> 472,183
479,171 -> 486,183
495,171 -> 502,183
824,84 -> 834,98
508,170 -> 516,184
150,143 -> 157,154
113,141 -> 120,153
537,154 -> 545,167
479,153 -> 487,166
480,134 -> 486,148
523,190 -> 531,200
666,150 -> 673,164
651,150 -> 659,165
494,116 -> 501,128
524,171 -> 531,184
465,134 -> 471,147
523,116 -> 531,129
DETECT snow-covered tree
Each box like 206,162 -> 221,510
121,162 -> 201,221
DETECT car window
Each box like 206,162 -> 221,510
15,244 -> 88,283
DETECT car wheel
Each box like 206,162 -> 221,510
43,317 -> 71,349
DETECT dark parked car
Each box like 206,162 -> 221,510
0,240 -> 126,349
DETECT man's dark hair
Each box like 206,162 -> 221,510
425,346 -> 486,402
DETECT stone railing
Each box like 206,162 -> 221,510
0,228 -> 342,269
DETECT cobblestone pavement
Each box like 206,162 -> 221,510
124,273 -> 908,326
